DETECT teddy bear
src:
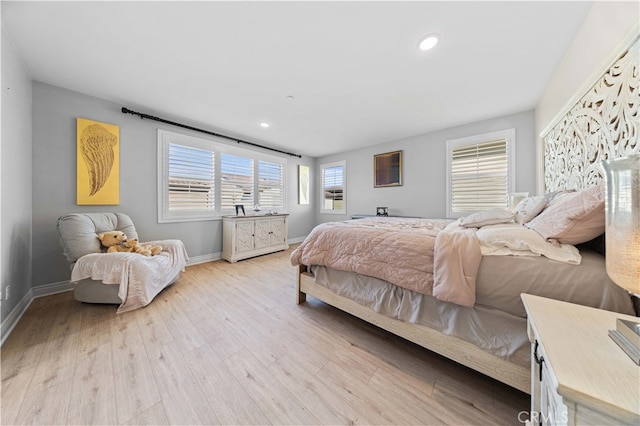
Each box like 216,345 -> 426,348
97,231 -> 162,256
119,239 -> 152,256
141,243 -> 163,256
97,231 -> 127,252
134,241 -> 163,256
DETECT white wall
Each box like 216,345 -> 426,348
1,25 -> 33,324
316,110 -> 536,223
535,1 -> 639,191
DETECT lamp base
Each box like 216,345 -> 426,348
608,319 -> 640,365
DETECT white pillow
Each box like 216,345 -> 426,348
544,189 -> 575,205
512,196 -> 546,224
476,223 -> 581,264
526,184 -> 605,245
459,209 -> 514,228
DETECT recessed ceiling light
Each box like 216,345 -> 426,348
286,95 -> 295,101
259,122 -> 270,128
418,34 -> 439,51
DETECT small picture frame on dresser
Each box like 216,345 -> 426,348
376,207 -> 388,216
235,204 -> 245,216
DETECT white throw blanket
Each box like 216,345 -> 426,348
71,239 -> 189,313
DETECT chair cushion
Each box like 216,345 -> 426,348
57,212 -> 138,265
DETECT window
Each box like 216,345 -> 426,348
258,160 -> 285,210
158,130 -> 286,222
167,143 -> 215,212
220,153 -> 254,212
446,129 -> 515,218
320,160 -> 346,214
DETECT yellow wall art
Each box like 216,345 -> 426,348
77,117 -> 120,205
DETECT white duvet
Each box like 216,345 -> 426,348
71,239 -> 189,313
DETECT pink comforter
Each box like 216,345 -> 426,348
290,218 -> 482,307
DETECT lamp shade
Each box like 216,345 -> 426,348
602,154 -> 640,295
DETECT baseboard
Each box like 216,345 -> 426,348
2,281 -> 74,346
1,289 -> 33,347
32,280 -> 73,298
187,252 -> 221,265
288,236 -> 307,244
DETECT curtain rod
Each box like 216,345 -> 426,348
121,107 -> 302,158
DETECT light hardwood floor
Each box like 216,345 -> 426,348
1,246 -> 529,425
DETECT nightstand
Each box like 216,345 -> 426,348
521,294 -> 640,425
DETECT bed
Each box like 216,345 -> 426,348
291,34 -> 639,393
291,205 -> 636,393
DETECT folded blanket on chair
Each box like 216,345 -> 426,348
71,239 -> 189,313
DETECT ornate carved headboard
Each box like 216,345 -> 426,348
542,35 -> 639,192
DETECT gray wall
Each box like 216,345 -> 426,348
3,68 -> 535,321
1,26 -> 33,323
32,82 -> 315,289
4,57 -> 535,320
316,110 -> 536,224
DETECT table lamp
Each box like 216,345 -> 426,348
602,154 -> 640,365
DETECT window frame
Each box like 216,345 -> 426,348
445,129 -> 516,219
158,129 -> 286,223
320,160 -> 346,215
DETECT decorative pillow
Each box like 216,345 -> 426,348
476,224 -> 581,264
512,196 -> 546,224
543,189 -> 576,205
526,184 -> 605,245
459,209 -> 514,228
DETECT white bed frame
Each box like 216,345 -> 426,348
296,265 -> 530,393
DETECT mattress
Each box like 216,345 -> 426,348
476,249 -> 635,318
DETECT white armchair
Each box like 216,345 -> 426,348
57,212 -> 188,312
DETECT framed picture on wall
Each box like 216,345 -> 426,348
374,150 -> 402,188
77,117 -> 120,205
298,165 -> 310,205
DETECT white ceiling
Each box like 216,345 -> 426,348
2,1 -> 592,158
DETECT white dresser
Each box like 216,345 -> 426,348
222,214 -> 289,263
521,294 -> 640,425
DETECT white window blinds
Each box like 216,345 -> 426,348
158,129 -> 286,222
167,143 -> 215,211
321,161 -> 345,213
220,153 -> 254,213
258,160 -> 284,210
446,129 -> 515,218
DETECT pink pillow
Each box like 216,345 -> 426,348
525,184 -> 605,245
